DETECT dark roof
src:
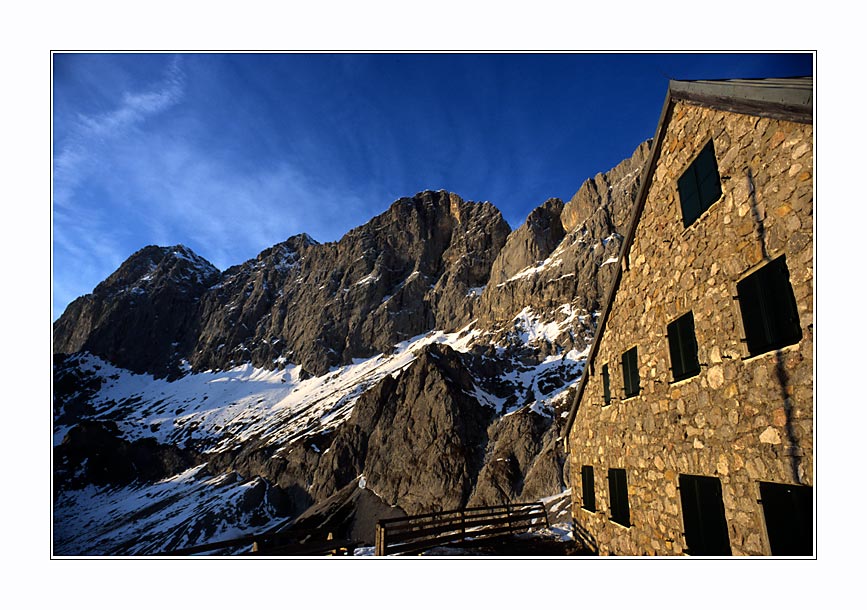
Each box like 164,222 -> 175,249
669,76 -> 813,124
562,76 -> 814,449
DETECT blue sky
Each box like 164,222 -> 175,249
52,52 -> 812,320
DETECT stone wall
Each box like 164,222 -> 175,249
567,100 -> 813,556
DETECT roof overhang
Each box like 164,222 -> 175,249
669,77 -> 813,124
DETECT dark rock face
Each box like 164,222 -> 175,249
53,245 -> 220,379
468,402 -> 569,507
193,343 -> 497,521
469,407 -> 551,506
53,353 -> 104,425
54,420 -> 199,491
288,479 -> 408,545
306,344 -> 493,515
55,191 -> 509,380
487,198 -> 566,286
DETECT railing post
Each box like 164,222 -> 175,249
541,502 -> 550,529
460,510 -> 465,540
375,522 -> 385,556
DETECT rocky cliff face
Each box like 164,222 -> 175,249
475,140 -> 651,355
53,245 -> 220,378
191,190 -> 509,377
53,143 -> 651,554
55,192 -> 510,379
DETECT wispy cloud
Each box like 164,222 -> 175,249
54,56 -> 185,210
52,55 -> 383,320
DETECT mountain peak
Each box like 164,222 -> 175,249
92,244 -> 218,299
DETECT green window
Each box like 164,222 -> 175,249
736,256 -> 802,357
759,482 -> 813,556
602,363 -> 611,405
678,139 -> 722,228
667,311 -> 700,382
608,468 -> 630,527
622,347 -> 640,398
679,474 -> 732,556
581,465 -> 596,512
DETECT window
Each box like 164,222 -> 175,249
678,139 -> 722,228
581,466 -> 596,512
667,312 -> 700,381
736,255 -> 802,357
759,482 -> 812,556
622,347 -> 640,398
679,474 -> 732,556
608,468 -> 630,526
602,364 -> 611,405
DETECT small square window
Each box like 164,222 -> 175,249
622,347 -> 640,398
581,465 -> 596,512
602,364 -> 611,405
678,139 -> 722,228
737,256 -> 802,357
608,468 -> 630,527
668,312 -> 700,381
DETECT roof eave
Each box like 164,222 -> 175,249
669,78 -> 813,124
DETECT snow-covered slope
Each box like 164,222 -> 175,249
53,318 -> 587,555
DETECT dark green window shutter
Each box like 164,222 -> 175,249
678,168 -> 702,227
581,465 -> 596,512
679,140 -> 722,228
602,364 -> 611,405
737,256 -> 802,357
608,468 -> 630,527
668,311 -> 700,381
759,482 -> 813,556
622,347 -> 639,398
695,142 -> 723,207
679,474 -> 732,556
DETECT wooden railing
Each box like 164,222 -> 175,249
374,502 -> 549,556
159,527 -> 358,556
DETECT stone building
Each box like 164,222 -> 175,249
563,77 -> 813,556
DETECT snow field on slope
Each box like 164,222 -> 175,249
58,326 -> 484,454
53,465 -> 275,555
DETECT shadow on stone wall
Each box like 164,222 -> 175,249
748,167 -> 804,484
774,349 -> 803,484
572,519 -> 599,554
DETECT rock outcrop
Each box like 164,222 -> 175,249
310,343 -> 494,515
54,420 -> 198,491
476,141 -> 652,355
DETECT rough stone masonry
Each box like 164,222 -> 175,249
568,94 -> 813,556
